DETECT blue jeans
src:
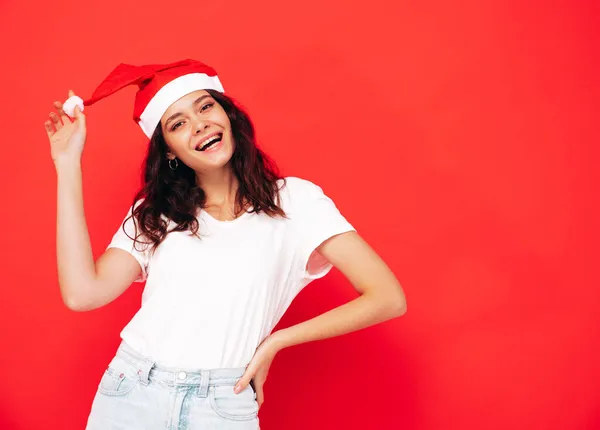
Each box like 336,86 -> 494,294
85,341 -> 260,429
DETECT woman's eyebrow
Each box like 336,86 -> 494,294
164,95 -> 212,127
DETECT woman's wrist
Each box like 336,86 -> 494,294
268,329 -> 289,353
54,156 -> 82,175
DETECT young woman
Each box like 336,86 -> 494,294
45,59 -> 406,429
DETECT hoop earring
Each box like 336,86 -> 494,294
168,158 -> 179,170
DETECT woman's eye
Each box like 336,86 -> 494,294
169,103 -> 213,131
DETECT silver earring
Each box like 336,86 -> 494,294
168,158 -> 179,170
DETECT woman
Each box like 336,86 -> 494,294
45,59 -> 406,429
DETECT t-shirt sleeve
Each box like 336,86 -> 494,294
288,178 -> 356,280
105,201 -> 151,283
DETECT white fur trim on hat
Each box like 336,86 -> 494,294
62,95 -> 84,117
138,73 -> 224,138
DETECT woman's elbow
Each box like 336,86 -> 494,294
62,291 -> 93,312
385,295 -> 406,318
395,300 -> 407,317
389,291 -> 407,317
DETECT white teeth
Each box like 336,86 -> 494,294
197,134 -> 221,151
203,137 -> 219,148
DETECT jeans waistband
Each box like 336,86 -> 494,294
115,340 -> 246,394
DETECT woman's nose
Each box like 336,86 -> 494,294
193,116 -> 209,133
194,121 -> 209,134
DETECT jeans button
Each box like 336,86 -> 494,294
177,371 -> 187,380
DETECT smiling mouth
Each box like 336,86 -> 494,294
195,134 -> 223,151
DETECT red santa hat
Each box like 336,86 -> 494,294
62,59 -> 225,138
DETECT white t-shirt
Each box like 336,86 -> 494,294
106,176 -> 355,369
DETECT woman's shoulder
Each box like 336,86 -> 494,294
277,176 -> 322,193
278,175 -> 319,194
124,197 -> 170,224
276,176 -> 325,211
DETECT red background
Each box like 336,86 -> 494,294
0,0 -> 598,429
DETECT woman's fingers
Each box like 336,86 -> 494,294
45,90 -> 79,137
53,101 -> 64,115
49,111 -> 63,130
54,100 -> 71,124
44,119 -> 54,137
255,382 -> 264,409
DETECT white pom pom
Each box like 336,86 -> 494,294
63,95 -> 84,117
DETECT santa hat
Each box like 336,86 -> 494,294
62,59 -> 225,138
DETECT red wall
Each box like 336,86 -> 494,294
0,0 -> 598,429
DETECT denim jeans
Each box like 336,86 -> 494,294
85,341 -> 260,429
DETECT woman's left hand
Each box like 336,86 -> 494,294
234,333 -> 282,409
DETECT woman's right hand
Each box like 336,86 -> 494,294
45,90 -> 87,168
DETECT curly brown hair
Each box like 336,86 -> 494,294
123,89 -> 287,253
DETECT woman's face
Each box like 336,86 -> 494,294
160,90 -> 234,172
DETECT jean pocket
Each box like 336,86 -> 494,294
209,384 -> 258,421
97,356 -> 140,397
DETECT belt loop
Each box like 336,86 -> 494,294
137,357 -> 155,386
198,369 -> 210,398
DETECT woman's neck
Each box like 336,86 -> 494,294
196,167 -> 239,208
